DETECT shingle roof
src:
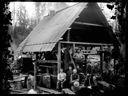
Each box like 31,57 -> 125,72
17,3 -> 86,52
17,3 -> 118,53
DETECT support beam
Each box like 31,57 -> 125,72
60,41 -> 112,46
38,60 -> 57,64
57,42 -> 61,74
73,43 -> 75,53
74,21 -> 103,27
32,53 -> 37,90
100,46 -> 104,75
57,41 -> 61,88
33,61 -> 37,90
39,65 -> 56,68
67,28 -> 71,41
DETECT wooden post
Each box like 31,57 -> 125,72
101,46 -> 104,75
60,41 -> 112,46
34,62 -> 37,90
57,41 -> 61,88
57,42 -> 61,74
113,59 -> 116,75
67,28 -> 71,42
73,43 -> 75,53
33,53 -> 37,90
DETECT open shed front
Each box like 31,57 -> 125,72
16,3 -> 119,92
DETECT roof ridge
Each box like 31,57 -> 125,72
56,3 -> 81,14
43,3 -> 83,18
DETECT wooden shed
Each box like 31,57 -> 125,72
16,3 -> 119,90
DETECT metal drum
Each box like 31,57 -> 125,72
73,81 -> 79,87
72,81 -> 80,92
16,81 -> 22,90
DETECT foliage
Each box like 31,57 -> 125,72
10,2 -> 69,48
0,1 -> 13,94
108,0 -> 127,90
11,4 -> 36,47
106,1 -> 127,60
107,1 -> 127,44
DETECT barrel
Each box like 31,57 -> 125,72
16,81 -> 23,90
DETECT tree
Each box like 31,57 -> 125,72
107,0 -> 127,93
12,4 -> 32,46
0,1 -> 13,94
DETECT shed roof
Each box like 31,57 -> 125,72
17,3 -> 118,53
17,3 -> 86,52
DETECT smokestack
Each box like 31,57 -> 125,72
49,10 -> 56,16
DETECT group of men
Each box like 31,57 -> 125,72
57,65 -> 84,92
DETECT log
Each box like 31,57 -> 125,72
37,86 -> 61,94
62,88 -> 75,94
38,60 -> 57,64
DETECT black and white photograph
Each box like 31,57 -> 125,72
0,1 -> 127,95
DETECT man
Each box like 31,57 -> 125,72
57,68 -> 66,90
70,69 -> 80,92
76,65 -> 85,85
73,48 -> 85,68
66,66 -> 73,78
76,65 -> 82,74
66,66 -> 73,88
86,62 -> 92,74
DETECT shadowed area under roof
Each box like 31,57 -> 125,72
74,3 -> 109,27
